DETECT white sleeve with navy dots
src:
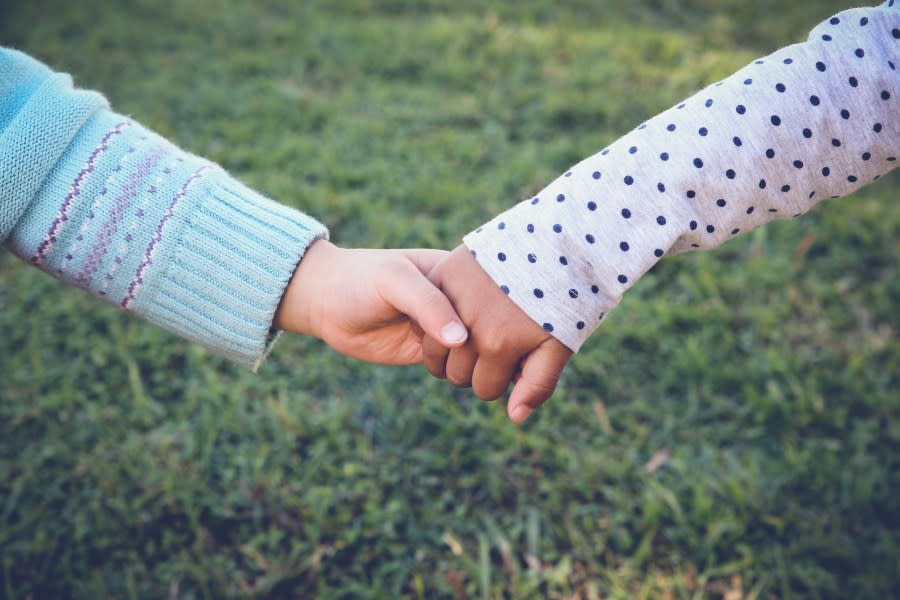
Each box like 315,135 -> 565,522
463,2 -> 899,352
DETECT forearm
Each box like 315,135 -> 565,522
1,47 -> 328,369
463,2 -> 899,352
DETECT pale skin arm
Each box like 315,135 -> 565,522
274,239 -> 469,365
422,244 -> 573,423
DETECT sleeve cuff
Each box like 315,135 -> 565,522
130,168 -> 328,370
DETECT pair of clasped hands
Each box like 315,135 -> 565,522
274,240 -> 573,424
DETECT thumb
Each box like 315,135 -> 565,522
507,341 -> 573,424
377,258 -> 468,347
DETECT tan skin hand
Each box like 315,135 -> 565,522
422,244 -> 573,423
274,239 -> 468,365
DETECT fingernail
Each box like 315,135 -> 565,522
510,404 -> 531,423
441,321 -> 468,344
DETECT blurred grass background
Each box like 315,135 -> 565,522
1,0 -> 898,598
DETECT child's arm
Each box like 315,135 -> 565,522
426,2 -> 899,421
1,47 -> 467,369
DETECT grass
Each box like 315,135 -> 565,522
1,0 -> 898,598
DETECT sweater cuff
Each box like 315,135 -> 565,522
129,169 -> 328,370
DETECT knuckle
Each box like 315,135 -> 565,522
446,371 -> 472,388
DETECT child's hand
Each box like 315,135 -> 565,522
274,240 -> 469,365
422,245 -> 573,423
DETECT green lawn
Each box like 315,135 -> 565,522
1,1 -> 898,598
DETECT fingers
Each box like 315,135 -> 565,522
471,355 -> 518,401
445,345 -> 477,388
422,334 -> 450,379
506,341 -> 573,424
376,260 -> 468,348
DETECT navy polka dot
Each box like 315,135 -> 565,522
462,17 -> 893,347
500,284 -> 510,294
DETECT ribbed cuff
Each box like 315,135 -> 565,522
130,168 -> 328,370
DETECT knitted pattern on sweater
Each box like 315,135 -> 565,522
1,47 -> 328,369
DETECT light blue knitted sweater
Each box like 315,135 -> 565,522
0,47 -> 328,369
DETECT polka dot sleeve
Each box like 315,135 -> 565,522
463,2 -> 899,352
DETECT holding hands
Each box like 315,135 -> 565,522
276,240 -> 572,423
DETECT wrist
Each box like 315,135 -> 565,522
274,238 -> 338,337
